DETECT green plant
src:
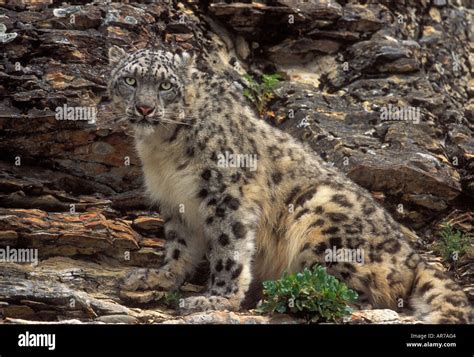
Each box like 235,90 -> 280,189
258,265 -> 358,322
435,223 -> 471,265
162,291 -> 181,309
243,73 -> 281,116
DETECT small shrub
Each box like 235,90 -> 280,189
243,73 -> 281,116
258,265 -> 358,322
435,223 -> 471,265
162,291 -> 181,309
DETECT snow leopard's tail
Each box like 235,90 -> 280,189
409,261 -> 472,324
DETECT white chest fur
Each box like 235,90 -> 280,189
134,130 -> 202,228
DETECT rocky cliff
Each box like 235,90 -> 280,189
0,0 -> 472,324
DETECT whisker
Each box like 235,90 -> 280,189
114,116 -> 128,124
112,110 -> 198,128
159,118 -> 194,126
155,113 -> 195,126
162,111 -> 197,125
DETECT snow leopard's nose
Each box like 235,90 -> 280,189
136,105 -> 155,116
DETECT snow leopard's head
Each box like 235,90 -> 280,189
107,46 -> 194,129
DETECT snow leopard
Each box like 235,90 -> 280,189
107,46 -> 472,324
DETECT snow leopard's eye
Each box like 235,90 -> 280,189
159,82 -> 172,91
123,77 -> 136,86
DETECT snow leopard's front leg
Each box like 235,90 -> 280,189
122,215 -> 206,292
180,200 -> 258,313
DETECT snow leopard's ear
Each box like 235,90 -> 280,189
108,46 -> 127,66
173,50 -> 195,69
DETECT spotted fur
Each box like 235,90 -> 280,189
109,47 -> 472,324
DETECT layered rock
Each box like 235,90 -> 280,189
0,0 -> 472,324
